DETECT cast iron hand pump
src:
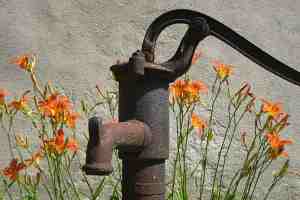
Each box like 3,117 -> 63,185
83,9 -> 300,200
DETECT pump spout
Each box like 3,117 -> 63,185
83,116 -> 152,175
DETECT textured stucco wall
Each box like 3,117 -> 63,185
0,0 -> 300,199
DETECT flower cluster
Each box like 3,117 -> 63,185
38,93 -> 79,128
2,150 -> 43,181
2,128 -> 78,181
260,99 -> 292,159
169,79 -> 208,105
1,54 -> 80,183
42,129 -> 78,155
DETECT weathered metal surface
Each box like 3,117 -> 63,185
116,75 -> 170,159
104,50 -> 170,200
83,116 -> 151,175
109,48 -> 171,200
122,159 -> 165,200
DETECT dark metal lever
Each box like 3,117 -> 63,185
142,9 -> 300,85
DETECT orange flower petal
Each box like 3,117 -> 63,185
66,137 -> 79,152
9,95 -> 29,110
9,54 -> 37,72
212,60 -> 233,80
191,113 -> 207,137
0,89 -> 9,104
266,132 -> 293,159
2,159 -> 26,181
65,112 -> 80,128
261,98 -> 284,119
51,129 -> 66,154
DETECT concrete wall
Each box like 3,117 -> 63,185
0,0 -> 300,199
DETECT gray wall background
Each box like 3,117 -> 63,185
0,0 -> 300,199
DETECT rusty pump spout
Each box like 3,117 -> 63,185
84,117 -> 152,175
84,9 -> 300,200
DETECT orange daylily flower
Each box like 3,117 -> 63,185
43,129 -> 79,154
38,93 -> 59,117
39,93 -> 72,115
0,89 -> 9,105
43,129 -> 65,154
191,50 -> 202,65
191,113 -> 207,137
40,93 -> 68,109
212,60 -> 233,80
65,112 -> 80,129
184,80 -> 208,104
9,95 -> 29,111
2,159 -> 26,181
169,79 -> 187,100
261,99 -> 285,119
266,132 -> 293,159
10,54 -> 29,70
39,93 -> 79,127
65,137 -> 79,152
185,80 -> 208,96
54,129 -> 65,154
169,79 -> 208,105
54,95 -> 72,113
9,54 -> 36,72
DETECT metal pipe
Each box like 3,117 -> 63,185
84,117 -> 152,175
122,159 -> 165,200
114,51 -> 170,200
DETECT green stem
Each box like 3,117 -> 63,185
249,160 -> 272,200
211,100 -> 235,199
263,173 -> 284,200
63,155 -> 81,200
2,179 -> 13,200
200,80 -> 222,200
170,104 -> 185,200
217,102 -> 249,199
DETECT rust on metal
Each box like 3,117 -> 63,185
83,116 -> 152,175
84,9 -> 300,200
122,159 -> 165,200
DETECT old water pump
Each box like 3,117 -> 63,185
83,9 -> 300,200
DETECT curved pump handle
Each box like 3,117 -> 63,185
141,9 -> 300,86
